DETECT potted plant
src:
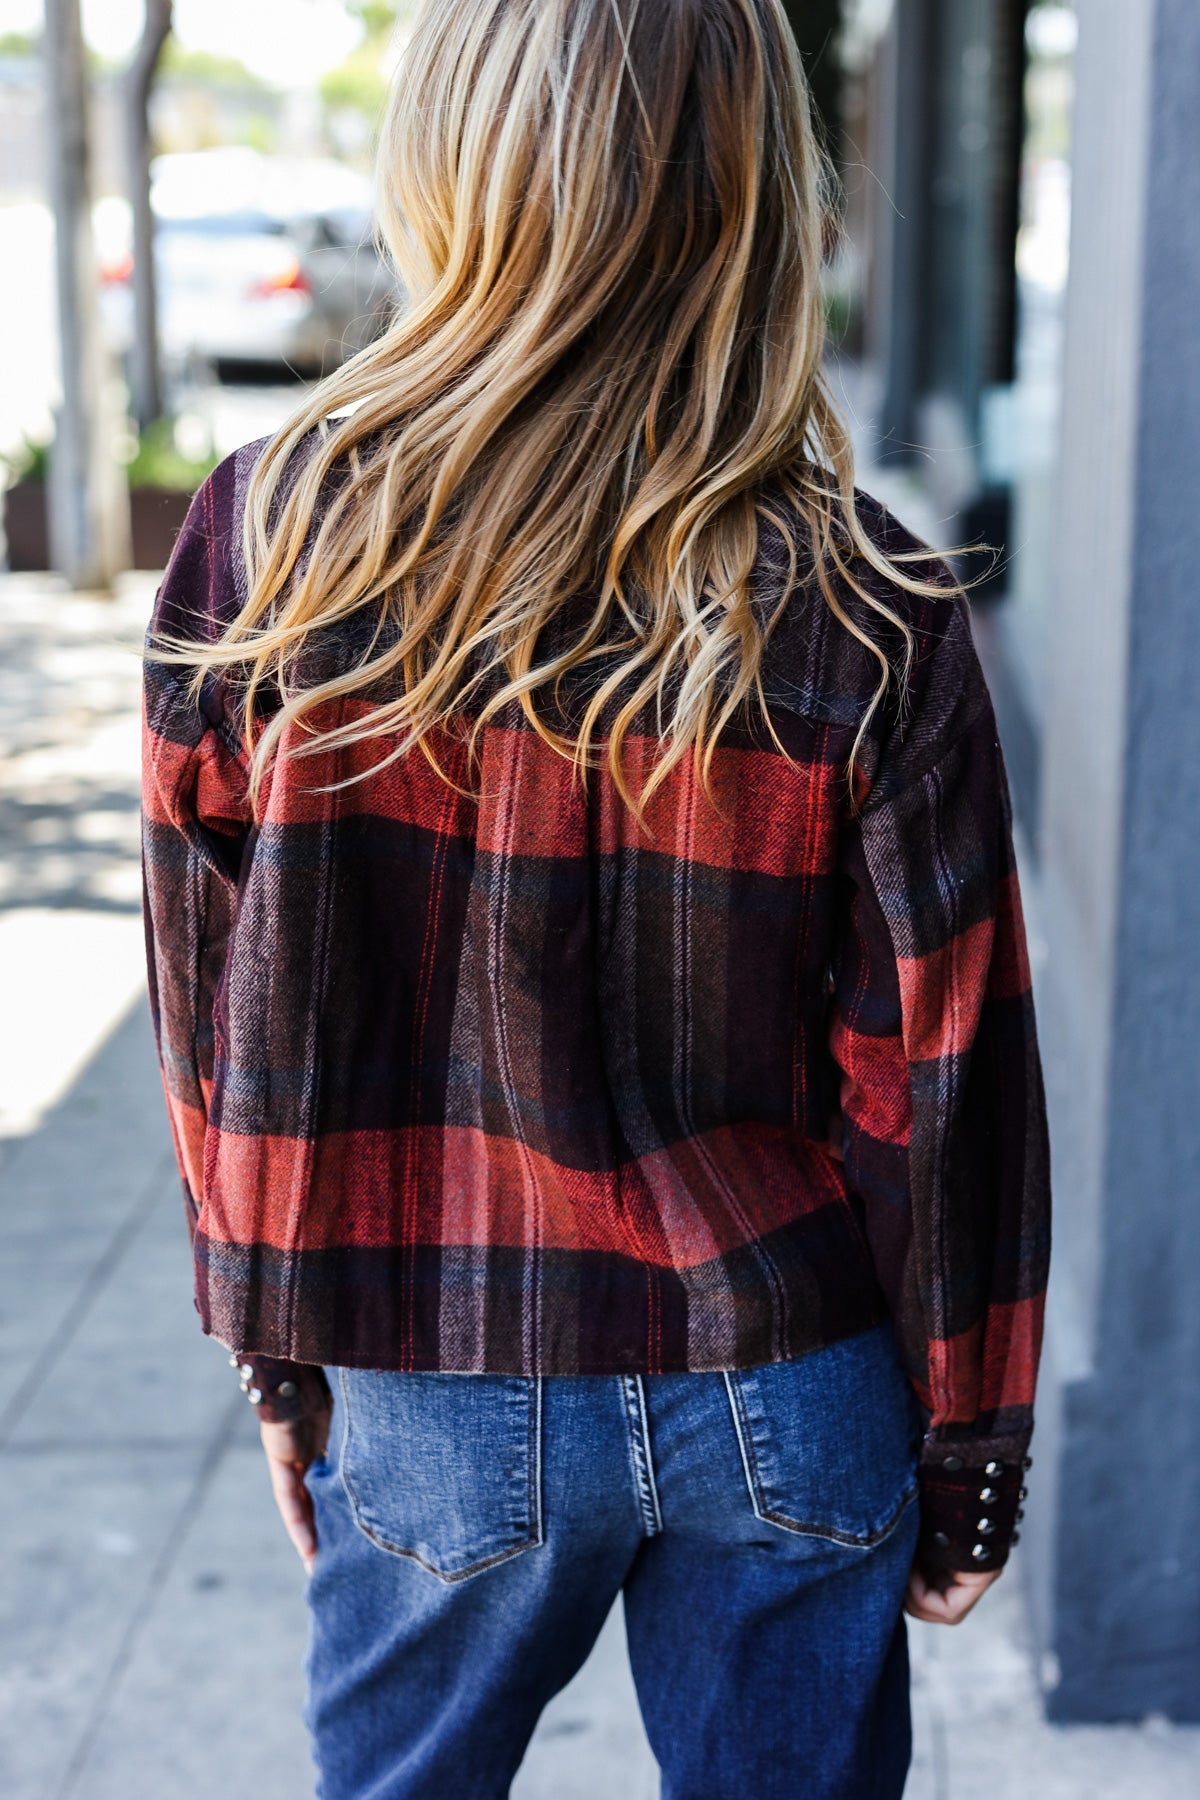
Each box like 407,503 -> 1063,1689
2,436 -> 51,572
2,418 -> 218,572
122,417 -> 219,568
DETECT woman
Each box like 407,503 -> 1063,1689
142,2 -> 1050,1794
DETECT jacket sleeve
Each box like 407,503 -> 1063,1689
142,470 -> 329,1427
829,602 -> 1051,1574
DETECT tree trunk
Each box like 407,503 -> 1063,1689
43,0 -> 127,588
124,0 -> 173,430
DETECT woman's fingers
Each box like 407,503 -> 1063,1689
260,1414 -> 331,1573
904,1564 -> 1001,1624
266,1450 -> 318,1569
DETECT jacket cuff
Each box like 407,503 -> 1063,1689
226,1350 -> 331,1425
916,1434 -> 1032,1574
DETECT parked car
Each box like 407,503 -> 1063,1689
100,149 -> 399,380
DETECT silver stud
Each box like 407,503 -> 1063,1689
247,1387 -> 263,1405
931,1530 -> 950,1548
971,1543 -> 990,1561
276,1380 -> 298,1399
941,1454 -> 964,1472
239,1362 -> 255,1379
978,1486 -> 999,1505
984,1460 -> 1004,1478
1019,1485 -> 1029,1500
1022,1455 -> 1033,1470
975,1517 -> 995,1536
1011,1530 -> 1021,1545
228,1353 -> 240,1368
1015,1507 -> 1025,1522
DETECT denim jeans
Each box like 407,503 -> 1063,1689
303,1320 -> 923,1799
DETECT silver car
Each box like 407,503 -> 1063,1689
103,150 -> 399,379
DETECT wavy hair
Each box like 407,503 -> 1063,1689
163,0 -> 949,816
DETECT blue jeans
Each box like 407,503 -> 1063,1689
303,1321 -> 923,1799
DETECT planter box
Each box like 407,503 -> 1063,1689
3,480 -> 48,572
128,486 -> 193,568
3,481 -> 194,572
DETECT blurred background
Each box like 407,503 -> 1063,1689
1,2 -> 1198,1795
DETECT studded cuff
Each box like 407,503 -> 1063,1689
228,1351 -> 332,1425
916,1437 -> 1032,1575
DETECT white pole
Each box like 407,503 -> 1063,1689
44,0 -> 126,589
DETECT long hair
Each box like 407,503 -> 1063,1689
163,0 -> 946,816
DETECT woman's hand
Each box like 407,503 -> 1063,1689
259,1404 -> 333,1575
904,1560 -> 1002,1624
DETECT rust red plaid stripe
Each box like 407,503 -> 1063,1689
142,438 -> 1050,1570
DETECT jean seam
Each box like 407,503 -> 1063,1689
335,1365 -> 354,1518
336,1369 -> 543,1580
529,1376 -> 544,1552
348,1519 -> 540,1582
620,1375 -> 662,1537
723,1369 -> 918,1549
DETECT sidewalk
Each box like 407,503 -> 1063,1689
1,569 -> 1197,1798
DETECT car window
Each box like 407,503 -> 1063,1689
156,212 -> 288,237
311,208 -> 372,250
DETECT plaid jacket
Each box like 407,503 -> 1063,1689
142,437 -> 1050,1571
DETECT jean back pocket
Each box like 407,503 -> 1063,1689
725,1323 -> 922,1547
337,1368 -> 542,1581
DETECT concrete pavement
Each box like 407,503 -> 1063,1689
1,568 -> 1197,1797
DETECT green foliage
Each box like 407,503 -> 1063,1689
3,421 -> 219,493
823,288 -> 854,349
0,29 -> 39,57
160,41 -> 274,91
3,433 -> 49,485
121,417 -> 219,492
321,1 -> 422,130
320,43 -> 390,121
343,1 -> 398,35
241,113 -> 277,155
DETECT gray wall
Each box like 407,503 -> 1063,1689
1030,0 -> 1200,1721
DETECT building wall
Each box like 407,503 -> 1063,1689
1034,0 -> 1200,1721
860,0 -> 1200,1720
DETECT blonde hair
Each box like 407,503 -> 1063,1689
165,0 -> 949,816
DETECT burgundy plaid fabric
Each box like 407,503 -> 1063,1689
142,438 -> 1050,1570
